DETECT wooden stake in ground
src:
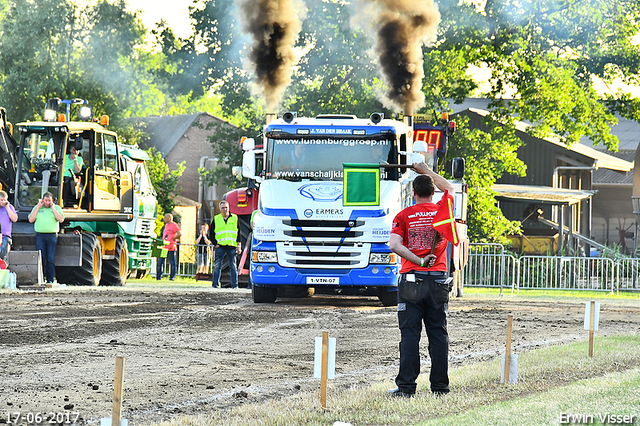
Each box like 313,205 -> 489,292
504,315 -> 513,384
320,331 -> 329,410
588,301 -> 596,357
112,356 -> 125,426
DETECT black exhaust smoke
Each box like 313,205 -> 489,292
373,0 -> 440,115
237,0 -> 303,110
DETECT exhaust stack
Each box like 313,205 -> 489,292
266,113 -> 277,125
403,115 -> 413,128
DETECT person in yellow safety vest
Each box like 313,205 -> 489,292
209,200 -> 242,288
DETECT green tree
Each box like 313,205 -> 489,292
0,0 -> 75,120
198,110 -> 264,190
145,146 -> 185,216
284,0 -> 388,117
152,0 -> 250,112
446,116 -> 526,242
0,0 -> 169,124
435,0 -> 640,150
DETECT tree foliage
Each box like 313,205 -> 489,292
198,111 -> 264,190
447,116 -> 525,242
145,147 -> 185,216
3,0 -> 640,242
436,0 -> 640,150
0,0 -> 169,123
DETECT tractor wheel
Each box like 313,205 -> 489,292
56,233 -> 102,286
101,235 -> 128,286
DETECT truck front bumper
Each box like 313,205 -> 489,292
250,262 -> 399,288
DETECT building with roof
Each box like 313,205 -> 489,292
591,149 -> 636,251
451,105 -> 636,254
137,112 -> 238,223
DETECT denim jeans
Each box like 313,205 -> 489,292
212,245 -> 238,288
0,235 -> 11,261
156,251 -> 177,280
36,233 -> 58,283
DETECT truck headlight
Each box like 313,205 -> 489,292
252,251 -> 278,263
369,253 -> 397,264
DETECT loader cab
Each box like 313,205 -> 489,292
16,127 -> 65,208
14,122 -> 133,220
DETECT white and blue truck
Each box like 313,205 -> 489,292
236,112 -> 467,305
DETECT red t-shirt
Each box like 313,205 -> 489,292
391,201 -> 448,274
163,222 -> 181,251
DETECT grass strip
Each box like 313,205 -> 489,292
149,335 -> 640,426
421,367 -> 640,426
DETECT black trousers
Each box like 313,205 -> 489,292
395,271 -> 450,394
63,176 -> 77,206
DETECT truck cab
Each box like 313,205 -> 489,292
242,113 -> 418,305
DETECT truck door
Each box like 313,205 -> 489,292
93,133 -> 121,211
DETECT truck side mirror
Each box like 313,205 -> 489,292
75,135 -> 83,151
452,157 -> 465,179
242,151 -> 256,178
242,137 -> 255,151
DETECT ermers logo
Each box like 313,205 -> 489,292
316,208 -> 343,215
304,209 -> 313,218
298,182 -> 343,202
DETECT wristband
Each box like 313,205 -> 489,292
420,257 -> 424,267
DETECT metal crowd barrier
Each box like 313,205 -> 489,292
151,242 -> 640,293
153,243 -> 213,279
465,243 -> 639,293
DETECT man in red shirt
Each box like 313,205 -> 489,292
388,162 -> 455,398
157,213 -> 181,281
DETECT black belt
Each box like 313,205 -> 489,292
412,271 -> 446,276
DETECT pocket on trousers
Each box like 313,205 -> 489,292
434,278 -> 451,304
398,274 -> 421,303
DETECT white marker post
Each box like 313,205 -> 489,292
101,356 -> 128,426
314,331 -> 336,409
584,301 -> 600,357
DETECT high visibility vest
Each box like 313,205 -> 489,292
214,214 -> 239,247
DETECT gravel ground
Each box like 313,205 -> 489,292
0,286 -> 638,425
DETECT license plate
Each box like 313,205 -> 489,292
307,277 -> 339,285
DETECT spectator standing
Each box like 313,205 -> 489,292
195,223 -> 212,274
388,162 -> 455,398
209,200 -> 241,288
0,190 -> 18,261
28,192 -> 65,283
157,213 -> 181,281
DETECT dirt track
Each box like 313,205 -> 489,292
0,287 -> 638,425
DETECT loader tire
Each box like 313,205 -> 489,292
101,235 -> 128,286
56,233 -> 102,286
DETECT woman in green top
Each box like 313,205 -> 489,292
28,192 -> 65,283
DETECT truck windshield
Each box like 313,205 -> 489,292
267,136 -> 396,181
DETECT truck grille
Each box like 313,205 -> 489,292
283,219 -> 364,240
135,218 -> 155,236
277,219 -> 370,268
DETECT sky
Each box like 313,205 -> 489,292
126,0 -> 192,38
